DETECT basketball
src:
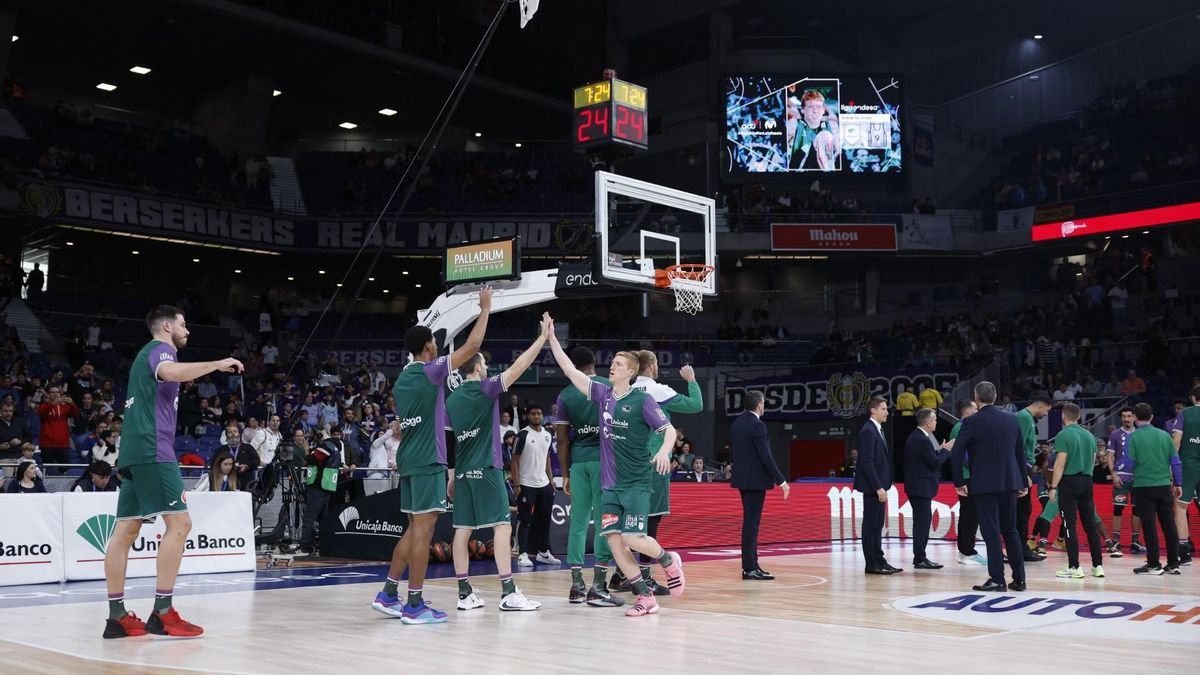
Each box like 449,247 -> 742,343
485,539 -> 496,558
468,538 -> 487,559
429,542 -> 452,563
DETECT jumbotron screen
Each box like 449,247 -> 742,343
723,74 -> 903,177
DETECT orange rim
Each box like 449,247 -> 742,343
666,264 -> 714,282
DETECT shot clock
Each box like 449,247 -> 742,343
572,76 -> 648,151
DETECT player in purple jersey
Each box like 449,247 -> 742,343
103,306 -> 243,640
1104,407 -> 1143,555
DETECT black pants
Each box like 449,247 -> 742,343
41,447 -> 69,474
1133,486 -> 1180,567
740,489 -> 766,572
1058,474 -> 1104,568
860,491 -> 885,568
1016,489 -> 1032,542
975,492 -> 1025,584
300,487 -> 330,548
910,495 -> 933,561
517,483 -> 555,555
957,494 -> 979,556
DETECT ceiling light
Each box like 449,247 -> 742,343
235,269 -> 242,274
192,258 -> 200,262
402,270 -> 409,275
96,82 -> 117,92
336,283 -> 344,287
273,89 -> 282,97
474,132 -> 482,138
1121,234 -> 1129,239
383,289 -> 390,294
1142,230 -> 1149,234
65,241 -> 74,246
378,108 -> 397,116
129,66 -> 151,75
514,142 -> 522,148
1033,34 -> 1044,40
368,277 -> 375,281
318,270 -> 326,274
287,276 -> 295,281
415,283 -> 422,288
11,35 -> 18,42
338,122 -> 357,130
131,250 -> 139,255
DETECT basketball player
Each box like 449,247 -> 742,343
1106,407 -> 1143,555
614,351 -> 701,595
372,287 -> 492,624
546,320 -> 686,617
445,315 -> 549,612
1170,385 -> 1199,566
787,89 -> 839,171
103,305 -> 244,639
555,346 -> 624,607
1046,404 -> 1105,579
1033,438 -> 1115,557
950,400 -> 985,565
1017,397 -> 1051,562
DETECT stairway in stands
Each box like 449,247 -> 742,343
0,109 -> 30,140
267,156 -> 308,216
3,298 -> 46,353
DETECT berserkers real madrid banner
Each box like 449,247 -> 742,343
723,368 -> 959,420
14,178 -> 596,255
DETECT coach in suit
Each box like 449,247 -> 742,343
731,390 -> 790,580
951,381 -> 1029,592
905,408 -> 953,569
855,397 -> 898,574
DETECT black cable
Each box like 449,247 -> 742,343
283,0 -> 511,381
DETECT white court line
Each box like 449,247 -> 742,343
0,635 -> 259,675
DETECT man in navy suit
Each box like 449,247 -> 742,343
951,381 -> 1029,592
904,408 -> 953,569
730,390 -> 790,580
855,397 -> 898,574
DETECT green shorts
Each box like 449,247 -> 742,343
400,471 -> 448,514
649,472 -> 670,516
116,462 -> 188,522
1180,462 -> 1200,503
1113,483 -> 1133,507
599,486 -> 649,537
452,468 -> 510,529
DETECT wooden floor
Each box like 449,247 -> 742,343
1,541 -> 1197,674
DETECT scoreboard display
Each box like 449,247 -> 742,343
572,77 -> 648,150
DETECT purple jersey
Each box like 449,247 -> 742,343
1107,426 -> 1134,477
588,380 -> 671,490
118,340 -> 180,466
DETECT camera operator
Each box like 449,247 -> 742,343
299,429 -> 341,555
327,426 -> 362,506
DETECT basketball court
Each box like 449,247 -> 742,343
2,541 -> 1197,674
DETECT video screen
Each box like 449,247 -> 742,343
723,74 -> 902,176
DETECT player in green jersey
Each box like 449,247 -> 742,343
1016,397 -> 1051,561
371,288 -> 492,625
445,314 -> 549,612
103,305 -> 243,640
1169,385 -> 1199,566
1046,403 -> 1106,579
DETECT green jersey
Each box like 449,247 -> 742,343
950,420 -> 969,479
392,356 -> 451,476
445,375 -> 506,472
1127,423 -> 1182,488
554,375 -> 609,464
588,380 -> 670,490
1172,406 -> 1200,463
632,376 -> 702,464
118,340 -> 180,467
1053,424 -> 1097,477
1016,408 -> 1038,464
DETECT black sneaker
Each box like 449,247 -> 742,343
609,574 -> 631,593
1178,552 -> 1193,566
644,578 -> 671,596
1163,565 -> 1182,575
1131,541 -> 1147,554
568,584 -> 587,604
586,587 -> 625,607
1133,563 -> 1164,575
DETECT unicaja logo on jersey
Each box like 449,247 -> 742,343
77,514 -> 118,555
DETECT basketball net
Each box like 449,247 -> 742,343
666,264 -> 713,315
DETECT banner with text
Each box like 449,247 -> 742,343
898,214 -> 953,251
62,492 -> 256,581
772,223 -> 898,251
0,494 -> 65,586
17,179 -> 594,254
724,368 -> 960,420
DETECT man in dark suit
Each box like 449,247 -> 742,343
904,408 -> 953,569
222,423 -> 260,491
855,397 -> 898,574
951,381 -> 1029,592
730,390 -> 790,580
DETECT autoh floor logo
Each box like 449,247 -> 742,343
894,591 -> 1200,642
76,514 -> 117,555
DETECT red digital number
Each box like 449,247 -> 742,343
594,106 -> 609,136
576,106 -> 611,143
576,108 -> 591,142
628,109 -> 644,142
614,105 -> 645,144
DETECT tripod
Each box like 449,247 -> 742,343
255,449 -> 307,568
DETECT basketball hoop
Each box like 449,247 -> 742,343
665,264 -> 714,315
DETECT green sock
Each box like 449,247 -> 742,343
570,567 -> 584,586
457,578 -> 472,599
631,579 -> 650,596
501,576 -> 516,596
407,588 -> 423,608
108,597 -> 127,620
592,565 -> 608,589
639,565 -> 652,581
658,548 -> 673,567
153,591 -> 172,612
382,576 -> 400,597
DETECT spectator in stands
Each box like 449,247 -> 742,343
1053,382 -> 1075,402
503,394 -> 523,429
72,391 -> 101,439
896,385 -> 919,417
1082,375 -> 1103,398
23,263 -> 44,306
69,362 -> 97,400
918,384 -> 944,411
6,460 -> 46,493
340,408 -> 368,458
196,375 -> 218,400
367,420 -> 399,479
219,400 -> 242,428
319,396 -> 339,430
840,448 -> 858,478
36,384 -> 78,473
1102,373 -> 1122,398
195,450 -> 238,492
998,394 -> 1018,413
73,460 -> 119,492
91,429 -> 118,467
254,414 -> 283,466
0,401 -> 31,459
1120,369 -> 1148,397
220,424 -> 260,490
328,426 -> 361,505
684,457 -> 712,483
197,397 -> 218,428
